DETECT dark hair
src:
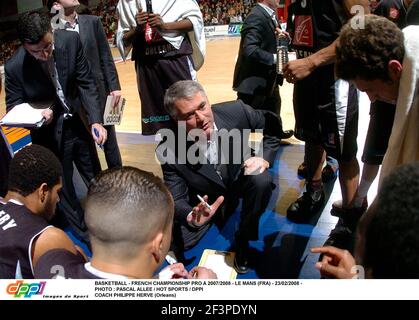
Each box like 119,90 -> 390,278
8,144 -> 62,196
17,12 -> 52,44
364,163 -> 419,278
336,15 -> 404,82
47,0 -> 56,12
85,167 -> 173,249
406,0 -> 419,25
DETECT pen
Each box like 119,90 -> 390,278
93,128 -> 104,150
197,194 -> 212,210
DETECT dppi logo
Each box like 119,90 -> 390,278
6,280 -> 46,298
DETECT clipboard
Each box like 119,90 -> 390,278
0,103 -> 48,128
198,249 -> 237,280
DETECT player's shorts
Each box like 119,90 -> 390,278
293,64 -> 358,162
362,100 -> 396,165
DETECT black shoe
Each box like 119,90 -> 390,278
287,186 -> 325,221
323,206 -> 363,252
323,218 -> 356,253
234,253 -> 250,274
321,164 -> 338,182
331,198 -> 368,219
297,163 -> 338,181
280,129 -> 294,140
234,240 -> 250,274
297,162 -> 307,178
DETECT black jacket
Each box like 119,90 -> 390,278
77,15 -> 121,108
233,4 -> 283,96
5,30 -> 102,148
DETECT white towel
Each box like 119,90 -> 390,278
379,25 -> 419,187
116,0 -> 205,70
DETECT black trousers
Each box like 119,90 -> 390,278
174,170 -> 274,254
54,116 -> 101,242
103,124 -> 122,169
237,86 -> 283,131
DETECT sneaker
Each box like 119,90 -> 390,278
287,186 -> 325,221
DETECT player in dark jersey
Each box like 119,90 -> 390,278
34,167 -> 215,279
332,0 -> 418,236
283,0 -> 370,253
406,0 -> 419,24
374,0 -> 413,28
0,144 -> 85,279
284,0 -> 369,217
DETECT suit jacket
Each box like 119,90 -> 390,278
233,4 -> 283,96
77,15 -> 121,109
157,100 -> 281,226
5,30 -> 102,147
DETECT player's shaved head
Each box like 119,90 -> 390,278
85,167 -> 174,259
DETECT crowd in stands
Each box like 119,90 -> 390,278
79,0 -> 118,39
199,0 -> 257,25
0,0 -> 260,65
0,40 -> 20,66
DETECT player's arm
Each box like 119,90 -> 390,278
32,227 -> 87,267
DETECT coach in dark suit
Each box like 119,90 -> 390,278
48,0 -> 122,168
156,80 -> 281,274
233,0 -> 293,140
5,12 -> 107,241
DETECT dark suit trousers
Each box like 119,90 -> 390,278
56,116 -> 101,241
103,124 -> 122,168
237,86 -> 283,131
175,170 -> 273,253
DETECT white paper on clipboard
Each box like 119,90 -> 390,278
198,249 -> 237,280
